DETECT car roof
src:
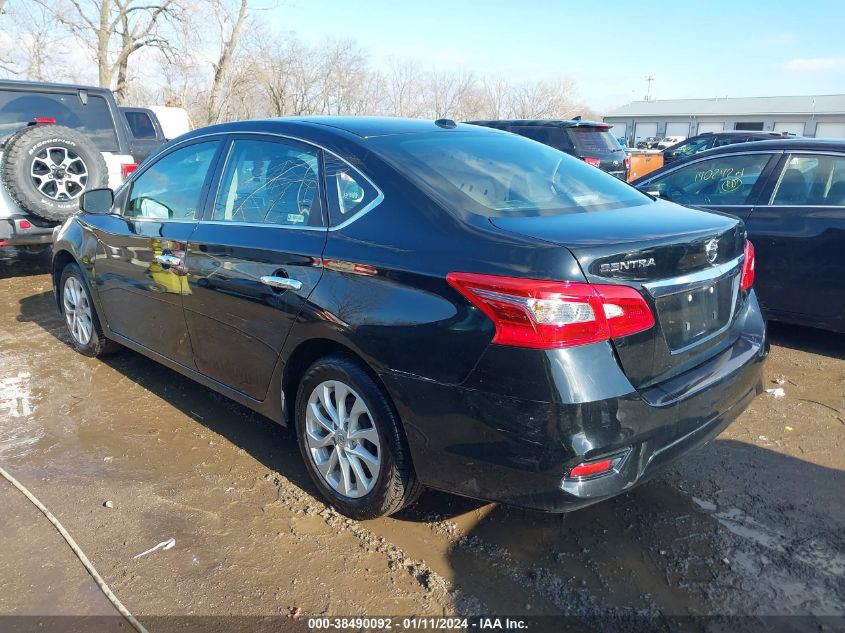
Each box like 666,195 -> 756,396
697,130 -> 793,137
467,119 -> 610,129
0,78 -> 112,95
280,116 -> 486,138
693,138 -> 845,155
175,116 -> 511,144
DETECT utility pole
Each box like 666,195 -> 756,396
645,74 -> 655,101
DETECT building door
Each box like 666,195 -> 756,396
697,122 -> 724,134
774,122 -> 805,135
815,123 -> 845,138
665,122 -> 690,138
634,122 -> 657,144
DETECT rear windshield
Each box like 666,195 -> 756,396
372,131 -> 649,218
565,126 -> 623,155
0,89 -> 119,152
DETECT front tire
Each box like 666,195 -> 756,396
59,263 -> 120,357
294,355 -> 421,519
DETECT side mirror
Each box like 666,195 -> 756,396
80,188 -> 114,215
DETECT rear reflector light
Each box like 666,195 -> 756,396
121,163 -> 139,179
568,459 -> 613,478
583,157 -> 601,168
34,117 -> 56,124
18,220 -> 32,230
740,240 -> 755,290
446,272 -> 655,349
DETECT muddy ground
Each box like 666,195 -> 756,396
1,250 -> 843,632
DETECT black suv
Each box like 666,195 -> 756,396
467,119 -> 629,180
663,131 -> 799,164
0,80 -> 164,252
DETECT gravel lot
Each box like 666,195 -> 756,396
1,250 -> 843,631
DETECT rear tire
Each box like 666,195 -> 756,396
59,263 -> 121,357
294,355 -> 421,519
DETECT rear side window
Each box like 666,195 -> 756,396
324,155 -> 380,227
212,139 -> 322,227
126,141 -> 219,219
124,111 -> 157,139
771,154 -> 845,206
510,126 -> 573,151
648,153 -> 772,206
0,90 -> 118,152
373,132 -> 649,217
565,127 -> 622,155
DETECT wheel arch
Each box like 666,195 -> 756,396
281,337 -> 395,427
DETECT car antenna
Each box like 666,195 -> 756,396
434,118 -> 457,129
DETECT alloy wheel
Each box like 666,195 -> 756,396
31,147 -> 89,201
63,276 -> 93,346
304,380 -> 381,498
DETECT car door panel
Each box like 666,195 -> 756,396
744,153 -> 845,322
91,140 -> 222,366
182,136 -> 328,400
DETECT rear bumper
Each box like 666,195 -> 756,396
0,217 -> 56,247
382,293 -> 767,512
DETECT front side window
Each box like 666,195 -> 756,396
324,155 -> 379,226
713,135 -> 749,148
212,139 -> 322,227
646,153 -> 773,206
373,131 -> 649,217
125,141 -> 219,219
771,154 -> 845,206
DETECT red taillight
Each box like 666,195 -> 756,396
623,156 -> 631,179
740,240 -> 755,290
446,272 -> 655,349
34,117 -> 56,124
569,459 -> 613,478
121,163 -> 139,180
583,157 -> 601,168
19,220 -> 32,230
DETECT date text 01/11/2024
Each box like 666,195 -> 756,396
306,617 -> 529,630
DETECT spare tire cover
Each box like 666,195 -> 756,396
1,124 -> 108,222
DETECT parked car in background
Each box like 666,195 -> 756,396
656,135 -> 686,150
466,118 -> 629,180
633,138 -> 845,333
662,130 -> 800,164
53,116 -> 765,519
0,80 -> 164,252
147,105 -> 192,140
120,106 -> 167,164
636,136 -> 660,149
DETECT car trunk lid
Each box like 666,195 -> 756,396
489,201 -> 747,388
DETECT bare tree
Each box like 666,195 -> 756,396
206,0 -> 249,123
32,0 -> 178,102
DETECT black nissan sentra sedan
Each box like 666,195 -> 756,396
51,117 -> 767,519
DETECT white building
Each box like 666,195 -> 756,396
603,94 -> 845,145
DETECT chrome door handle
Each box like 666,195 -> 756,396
260,275 -> 302,291
154,254 -> 183,267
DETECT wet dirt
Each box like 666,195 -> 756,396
1,250 -> 843,629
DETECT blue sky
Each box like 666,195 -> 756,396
272,0 -> 845,111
